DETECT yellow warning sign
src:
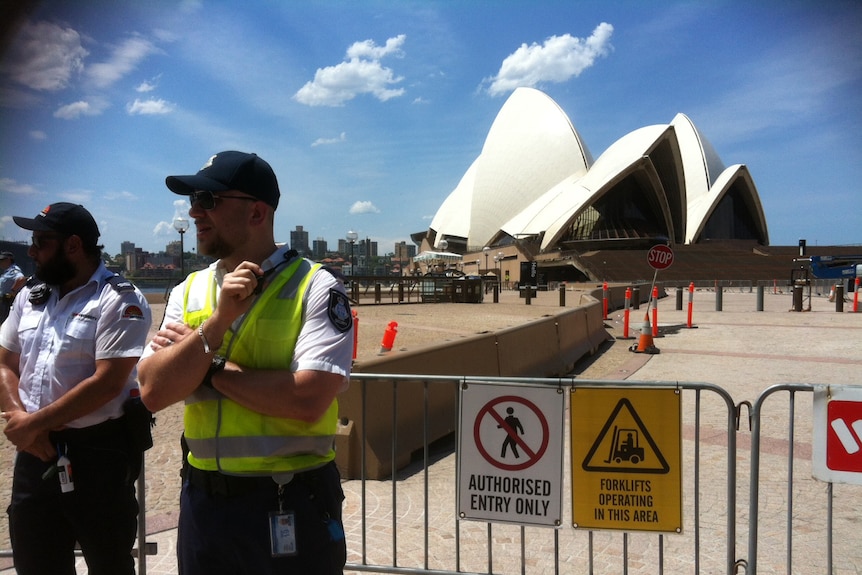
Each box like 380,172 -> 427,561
571,388 -> 682,533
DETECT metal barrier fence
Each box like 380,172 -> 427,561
341,375 -> 860,575
746,383 -> 860,575
343,374 -> 742,575
2,376 -> 858,574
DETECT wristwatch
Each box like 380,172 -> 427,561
202,355 -> 227,388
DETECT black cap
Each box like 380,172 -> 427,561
0,251 -> 13,260
165,151 -> 280,209
13,203 -> 100,245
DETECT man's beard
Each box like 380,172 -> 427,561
36,249 -> 76,285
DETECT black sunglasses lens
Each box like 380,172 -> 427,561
190,191 -> 216,209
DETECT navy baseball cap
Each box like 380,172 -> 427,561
13,203 -> 100,245
165,151 -> 280,209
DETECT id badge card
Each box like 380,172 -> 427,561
269,511 -> 297,557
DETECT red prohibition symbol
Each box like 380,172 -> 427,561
474,395 -> 550,471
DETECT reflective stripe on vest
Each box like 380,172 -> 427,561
181,259 -> 338,475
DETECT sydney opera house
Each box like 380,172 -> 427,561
412,88 -> 827,284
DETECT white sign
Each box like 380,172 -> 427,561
457,382 -> 564,527
813,385 -> 862,485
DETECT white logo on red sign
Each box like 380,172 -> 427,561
828,401 -> 862,472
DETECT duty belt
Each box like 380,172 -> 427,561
186,462 -> 334,498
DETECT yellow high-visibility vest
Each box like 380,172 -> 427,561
181,258 -> 338,475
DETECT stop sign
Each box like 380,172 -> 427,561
647,244 -> 674,270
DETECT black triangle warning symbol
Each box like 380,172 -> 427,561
581,398 -> 670,474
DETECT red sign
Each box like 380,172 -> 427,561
827,400 -> 862,473
647,244 -> 674,270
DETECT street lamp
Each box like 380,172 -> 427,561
483,246 -> 490,273
438,239 -> 448,272
346,230 -> 358,275
497,252 -> 504,288
173,216 -> 189,277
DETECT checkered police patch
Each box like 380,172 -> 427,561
327,289 -> 353,333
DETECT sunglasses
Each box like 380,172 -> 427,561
31,233 -> 67,249
189,190 -> 258,210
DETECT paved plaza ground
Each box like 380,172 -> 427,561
1,286 -> 860,573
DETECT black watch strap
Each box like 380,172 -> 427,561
202,355 -> 227,388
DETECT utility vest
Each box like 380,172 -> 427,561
181,258 -> 338,475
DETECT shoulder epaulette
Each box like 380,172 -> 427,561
107,274 -> 136,293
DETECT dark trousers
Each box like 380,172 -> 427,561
7,420 -> 140,575
178,461 -> 346,575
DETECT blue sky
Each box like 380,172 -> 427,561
1,0 -> 860,257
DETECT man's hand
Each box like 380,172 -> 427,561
216,261 -> 264,322
3,410 -> 57,461
150,321 -> 194,352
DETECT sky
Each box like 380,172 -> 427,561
1,0 -> 860,258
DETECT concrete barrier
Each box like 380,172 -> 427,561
495,315 -> 564,376
335,376 -> 457,479
556,307 -> 596,374
338,333 -> 498,479
337,296 -> 614,479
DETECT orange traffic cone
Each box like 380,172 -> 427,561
630,312 -> 660,354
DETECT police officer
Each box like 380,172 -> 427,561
0,202 -> 152,575
138,151 -> 353,574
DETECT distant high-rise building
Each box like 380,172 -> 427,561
312,237 -> 327,260
121,241 -> 139,272
394,241 -> 416,261
290,225 -> 310,257
358,238 -> 377,258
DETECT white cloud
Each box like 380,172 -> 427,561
86,36 -> 158,89
136,74 -> 161,92
153,199 -> 191,238
104,190 -> 137,201
29,130 -> 47,140
0,177 -> 39,195
0,20 -> 88,91
127,98 -> 174,115
349,200 -> 381,215
294,35 -> 407,106
311,132 -> 347,147
54,100 -> 103,119
485,23 -> 614,96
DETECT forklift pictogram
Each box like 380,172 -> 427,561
582,397 -> 670,474
605,427 -> 645,465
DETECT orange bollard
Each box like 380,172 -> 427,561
687,282 -> 695,328
602,281 -> 609,320
623,287 -> 632,339
380,321 -> 398,352
651,286 -> 659,337
351,310 -> 359,359
854,277 -> 860,313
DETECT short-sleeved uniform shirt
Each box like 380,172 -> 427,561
141,246 -> 353,388
0,263 -> 24,297
0,263 -> 152,428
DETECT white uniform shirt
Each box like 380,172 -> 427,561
142,246 -> 352,387
0,263 -> 152,428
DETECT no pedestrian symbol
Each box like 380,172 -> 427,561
474,395 -> 549,471
458,383 -> 564,527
